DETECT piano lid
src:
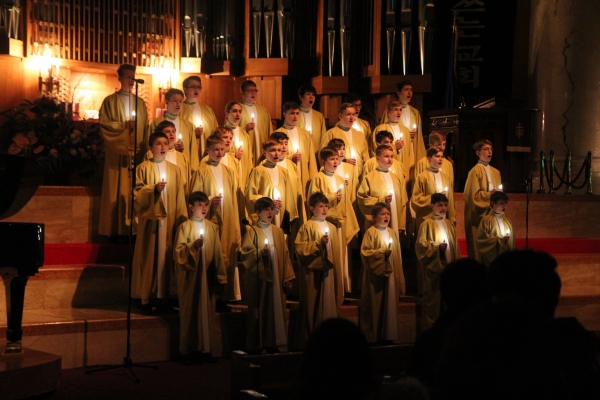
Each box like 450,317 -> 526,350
0,154 -> 44,220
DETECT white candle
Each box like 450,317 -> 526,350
178,134 -> 182,141
308,127 -> 312,135
443,235 -> 447,243
339,184 -> 344,191
498,184 -> 503,191
161,173 -> 166,182
131,111 -> 136,118
389,188 -> 393,196
388,238 -> 393,249
236,140 -> 242,149
399,132 -> 403,140
273,188 -> 280,200
251,112 -> 255,122
412,123 -> 417,131
505,229 -> 510,236
349,148 -> 354,159
219,188 -> 223,197
324,227 -> 329,235
264,238 -> 269,248
444,186 -> 448,192
200,228 -> 204,238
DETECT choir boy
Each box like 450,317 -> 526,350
296,84 -> 327,152
476,191 -> 515,267
180,76 -> 219,157
238,80 -> 273,165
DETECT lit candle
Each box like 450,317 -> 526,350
339,184 -> 344,191
178,134 -> 182,142
264,238 -> 269,248
324,227 -> 329,236
412,123 -> 417,131
349,148 -> 355,159
444,186 -> 448,192
498,184 -> 503,191
251,112 -> 255,122
273,188 -> 280,200
200,228 -> 204,238
161,173 -> 166,182
389,188 -> 393,196
388,238 -> 393,249
219,187 -> 223,198
308,127 -> 312,135
443,235 -> 447,243
131,110 -> 136,118
345,173 -> 349,185
505,229 -> 510,236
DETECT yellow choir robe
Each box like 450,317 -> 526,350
357,168 -> 408,233
174,217 -> 227,353
240,103 -> 273,166
380,104 -> 427,164
463,162 -> 502,259
476,213 -> 516,268
132,159 -> 188,300
277,158 -> 307,224
371,123 -> 414,180
297,108 -> 327,156
148,115 -> 200,171
226,124 -> 254,191
411,169 -> 456,225
244,161 -> 299,228
274,126 -> 319,196
293,218 -> 344,349
414,156 -> 454,189
353,117 -> 373,152
190,159 -> 242,301
180,101 -> 219,157
144,149 -> 190,196
363,157 -> 406,180
241,222 -> 295,350
98,91 -> 148,236
320,125 -> 370,178
360,225 -> 406,343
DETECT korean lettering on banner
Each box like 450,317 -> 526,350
452,0 -> 485,90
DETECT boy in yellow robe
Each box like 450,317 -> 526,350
180,76 -> 219,157
412,148 -> 456,225
360,202 -> 406,344
363,131 -> 406,179
345,93 -> 373,151
326,138 -> 360,205
98,63 -> 148,239
244,139 -> 299,229
320,103 -> 370,178
241,197 -> 295,353
274,101 -> 319,196
307,147 -> 360,294
174,191 -> 227,364
148,88 -> 199,171
416,193 -> 461,330
372,101 -> 413,179
414,132 -> 454,189
239,80 -> 273,165
224,101 -> 253,190
294,192 -> 343,349
358,145 -> 408,234
464,140 -> 502,259
296,84 -> 327,153
190,135 -> 242,302
476,191 -> 515,268
132,132 -> 188,315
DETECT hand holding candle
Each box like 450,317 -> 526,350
411,123 -> 417,139
345,173 -> 349,186
195,228 -> 205,249
439,235 -> 448,252
262,238 -> 269,257
273,188 -> 282,210
385,188 -> 393,203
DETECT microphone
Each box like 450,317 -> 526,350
133,78 -> 145,84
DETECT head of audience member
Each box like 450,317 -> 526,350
205,134 -> 225,164
372,202 -> 392,228
225,102 -> 242,127
338,103 -> 357,128
270,131 -> 289,157
262,139 -> 282,164
212,126 -> 234,151
255,197 -> 275,224
375,131 -> 395,148
182,76 -> 202,101
489,191 -> 509,215
430,193 -> 448,218
473,139 -> 493,163
387,100 -> 403,123
299,318 -> 375,400
396,79 -> 413,105
319,147 -> 339,173
375,145 -> 394,171
372,377 -> 430,400
427,147 -> 444,170
165,88 -> 184,116
154,120 -> 177,149
489,249 -> 561,321
328,138 -> 346,159
298,85 -> 317,109
241,80 -> 258,104
345,93 -> 363,118
117,64 -> 136,93
308,192 -> 329,220
440,258 -> 491,313
428,132 -> 446,152
282,101 -> 301,127
187,191 -> 209,219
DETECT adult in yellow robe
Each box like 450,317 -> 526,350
293,218 -> 343,349
360,224 -> 406,343
476,212 -> 516,268
358,168 -> 408,233
174,216 -> 227,355
180,75 -> 219,157
412,169 -> 456,225
132,159 -> 188,301
297,84 -> 328,154
241,221 -> 295,351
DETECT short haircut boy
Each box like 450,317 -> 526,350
182,76 -> 201,89
431,193 -> 449,204
205,134 -> 224,150
429,132 -> 445,145
344,93 -> 361,104
371,201 -> 391,218
319,147 -> 338,161
254,197 -> 275,213
187,191 -> 209,205
155,120 -> 176,133
473,139 -> 493,152
225,101 -> 241,113
283,101 -> 300,114
338,102 -> 355,114
241,80 -> 257,92
308,192 -> 329,208
270,131 -> 289,142
427,147 -> 441,158
328,138 -> 346,150
387,100 -> 402,110
298,84 -> 317,97
375,144 -> 393,156
396,79 -> 412,92
375,130 -> 394,143
212,126 -> 232,136
117,63 -> 136,77
148,131 -> 168,147
490,191 -> 509,204
262,138 -> 280,151
165,88 -> 184,102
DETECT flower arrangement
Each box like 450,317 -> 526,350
0,96 -> 104,183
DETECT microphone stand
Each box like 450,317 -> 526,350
86,80 -> 157,381
243,219 -> 261,353
525,175 -> 532,248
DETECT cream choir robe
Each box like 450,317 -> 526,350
240,103 -> 272,166
241,222 -> 295,350
277,158 -> 307,224
476,213 -> 516,268
363,157 -> 406,181
180,101 -> 219,157
132,160 -> 188,300
463,162 -> 502,259
411,169 -> 456,225
148,115 -> 200,171
320,125 -> 370,179
414,156 -> 454,189
226,125 -> 254,191
293,219 -> 344,350
380,104 -> 427,166
297,108 -> 327,157
416,215 -> 461,330
371,123 -> 414,180
307,170 -> 360,292
98,91 -> 148,236
360,225 -> 406,343
174,218 -> 227,354
357,169 -> 408,233
190,159 -> 242,301
145,149 -> 190,196
353,117 -> 373,152
244,162 -> 299,228
274,126 -> 319,196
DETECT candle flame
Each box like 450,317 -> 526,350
264,238 -> 268,245
200,228 -> 204,236
339,184 -> 344,190
499,184 -> 503,191
273,188 -> 280,200
178,134 -> 182,140
161,173 -> 166,182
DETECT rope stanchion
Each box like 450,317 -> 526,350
586,151 -> 593,195
537,151 -> 546,194
539,150 -> 593,194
